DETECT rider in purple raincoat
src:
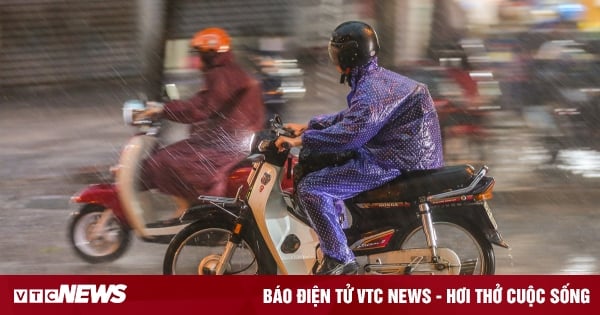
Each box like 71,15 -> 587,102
276,21 -> 444,275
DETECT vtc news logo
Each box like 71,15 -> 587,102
13,284 -> 127,304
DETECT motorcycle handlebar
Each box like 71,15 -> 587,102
282,127 -> 297,137
265,114 -> 298,152
280,141 -> 291,150
258,138 -> 291,153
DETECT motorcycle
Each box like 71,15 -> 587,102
68,87 -> 296,263
247,50 -> 306,118
160,115 -> 509,275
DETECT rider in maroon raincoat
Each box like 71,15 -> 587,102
140,27 -> 265,215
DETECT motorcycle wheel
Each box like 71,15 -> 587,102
399,215 -> 495,275
68,204 -> 131,264
163,215 -> 266,275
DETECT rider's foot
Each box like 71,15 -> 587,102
314,256 -> 358,275
172,196 -> 190,218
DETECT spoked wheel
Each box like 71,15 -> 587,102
163,216 -> 265,275
68,204 -> 131,263
400,216 -> 495,275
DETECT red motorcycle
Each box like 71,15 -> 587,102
68,95 -> 296,263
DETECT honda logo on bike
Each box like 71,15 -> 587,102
259,172 -> 272,192
261,172 -> 272,185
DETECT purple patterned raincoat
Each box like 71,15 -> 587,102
297,57 -> 444,263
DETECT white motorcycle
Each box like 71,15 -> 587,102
68,85 -> 194,263
161,116 -> 508,275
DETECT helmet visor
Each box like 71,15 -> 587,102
328,42 -> 341,67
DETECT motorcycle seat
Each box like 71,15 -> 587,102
352,164 -> 476,203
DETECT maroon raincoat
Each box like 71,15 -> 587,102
141,51 -> 265,202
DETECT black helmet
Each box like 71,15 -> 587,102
328,21 -> 379,82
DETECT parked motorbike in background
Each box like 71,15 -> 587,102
247,50 -> 306,118
394,59 -> 501,163
68,86 -> 296,263
161,116 -> 508,275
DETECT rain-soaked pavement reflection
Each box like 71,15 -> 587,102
556,149 -> 600,178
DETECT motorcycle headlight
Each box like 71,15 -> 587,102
244,133 -> 256,155
122,100 -> 146,125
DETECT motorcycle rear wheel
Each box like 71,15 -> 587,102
68,204 -> 131,263
163,215 -> 266,275
399,215 -> 495,275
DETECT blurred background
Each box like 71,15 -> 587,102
2,0 -> 600,157
1,0 -> 600,274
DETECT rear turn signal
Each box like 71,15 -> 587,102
474,181 -> 495,201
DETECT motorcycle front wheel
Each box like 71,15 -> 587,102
163,215 -> 266,275
68,204 -> 131,263
399,215 -> 495,275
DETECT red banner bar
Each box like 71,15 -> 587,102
1,275 -> 597,315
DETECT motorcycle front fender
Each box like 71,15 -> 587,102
71,183 -> 129,225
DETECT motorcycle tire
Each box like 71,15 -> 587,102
163,214 -> 270,275
399,214 -> 495,275
68,204 -> 131,264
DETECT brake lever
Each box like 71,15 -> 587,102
282,127 -> 297,137
275,127 -> 295,138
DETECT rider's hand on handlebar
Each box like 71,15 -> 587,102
146,101 -> 165,109
284,123 -> 308,137
275,136 -> 302,152
134,105 -> 164,121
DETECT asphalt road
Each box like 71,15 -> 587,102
2,78 -> 600,275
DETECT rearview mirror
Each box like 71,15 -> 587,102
165,84 -> 180,100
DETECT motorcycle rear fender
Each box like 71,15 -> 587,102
435,203 -> 509,249
71,183 -> 129,225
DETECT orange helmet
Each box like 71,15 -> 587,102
191,27 -> 231,53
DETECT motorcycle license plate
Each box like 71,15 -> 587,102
483,201 -> 498,229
